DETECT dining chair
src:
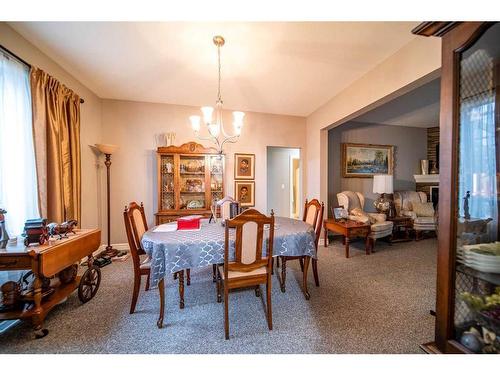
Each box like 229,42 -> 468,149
277,199 -> 324,299
123,201 -> 189,312
216,208 -> 275,340
123,202 -> 151,314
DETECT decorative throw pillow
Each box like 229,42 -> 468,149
367,213 -> 387,223
350,207 -> 375,224
412,202 -> 435,217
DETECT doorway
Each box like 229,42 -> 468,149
266,147 -> 301,218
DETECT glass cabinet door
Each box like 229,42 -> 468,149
455,23 -> 500,354
160,154 -> 175,210
179,155 -> 206,210
209,155 -> 224,204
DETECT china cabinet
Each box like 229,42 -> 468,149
155,142 -> 225,224
413,22 -> 500,354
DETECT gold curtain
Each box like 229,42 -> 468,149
30,67 -> 81,224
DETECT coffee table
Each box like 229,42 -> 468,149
323,219 -> 371,258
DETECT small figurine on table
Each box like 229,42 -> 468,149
0,208 -> 9,249
48,220 -> 78,240
463,191 -> 471,220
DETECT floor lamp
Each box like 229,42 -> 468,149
96,143 -> 119,257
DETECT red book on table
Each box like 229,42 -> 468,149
177,215 -> 203,230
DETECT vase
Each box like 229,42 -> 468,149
420,159 -> 429,175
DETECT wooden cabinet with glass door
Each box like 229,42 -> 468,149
155,142 -> 225,224
413,22 -> 500,354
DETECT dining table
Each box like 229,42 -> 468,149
141,216 -> 316,328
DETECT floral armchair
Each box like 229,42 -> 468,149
393,191 -> 437,240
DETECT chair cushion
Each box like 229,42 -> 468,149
414,217 -> 436,224
413,202 -> 435,217
370,221 -> 393,232
218,265 -> 267,280
139,256 -> 151,269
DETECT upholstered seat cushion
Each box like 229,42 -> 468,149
139,255 -> 151,269
370,221 -> 393,232
414,217 -> 436,224
218,265 -> 267,280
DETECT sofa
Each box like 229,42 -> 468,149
337,191 -> 394,250
393,191 -> 437,240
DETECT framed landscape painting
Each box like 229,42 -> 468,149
342,143 -> 394,178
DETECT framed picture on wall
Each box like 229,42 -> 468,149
341,143 -> 394,178
234,153 -> 255,180
235,180 -> 255,207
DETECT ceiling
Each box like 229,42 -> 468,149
354,78 -> 440,128
10,22 -> 419,116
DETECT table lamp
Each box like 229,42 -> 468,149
373,175 -> 395,218
96,143 -> 119,257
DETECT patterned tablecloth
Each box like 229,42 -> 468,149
142,216 -> 316,288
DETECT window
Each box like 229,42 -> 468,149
0,49 -> 39,236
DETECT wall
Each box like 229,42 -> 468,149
0,23 -> 103,232
101,99 -> 307,243
306,36 -> 442,210
328,122 -> 427,215
267,147 -> 301,217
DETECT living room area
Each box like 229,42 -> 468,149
326,77 -> 440,252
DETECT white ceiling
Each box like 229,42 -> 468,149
354,78 -> 440,128
10,22 -> 419,116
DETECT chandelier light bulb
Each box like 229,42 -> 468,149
232,111 -> 245,126
189,115 -> 201,132
201,106 -> 214,124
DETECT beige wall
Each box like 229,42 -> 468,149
0,23 -> 103,231
101,99 -> 307,243
306,36 -> 442,209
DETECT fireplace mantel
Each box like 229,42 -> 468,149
414,174 -> 439,183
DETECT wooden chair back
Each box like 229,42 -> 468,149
123,202 -> 148,270
224,209 -> 274,275
302,198 -> 324,247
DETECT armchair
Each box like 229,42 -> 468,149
337,191 -> 393,250
393,191 -> 437,240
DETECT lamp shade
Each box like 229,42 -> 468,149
373,175 -> 393,194
95,143 -> 119,155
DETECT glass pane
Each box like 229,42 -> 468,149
455,23 -> 500,354
180,156 -> 206,209
210,155 -> 224,204
160,155 -> 175,210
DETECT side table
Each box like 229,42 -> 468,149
387,216 -> 413,243
323,219 -> 371,258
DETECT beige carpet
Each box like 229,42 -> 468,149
0,237 -> 437,353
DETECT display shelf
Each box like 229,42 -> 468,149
456,264 -> 500,286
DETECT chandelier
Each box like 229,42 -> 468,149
189,36 -> 245,155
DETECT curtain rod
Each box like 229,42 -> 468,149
0,44 -> 85,104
